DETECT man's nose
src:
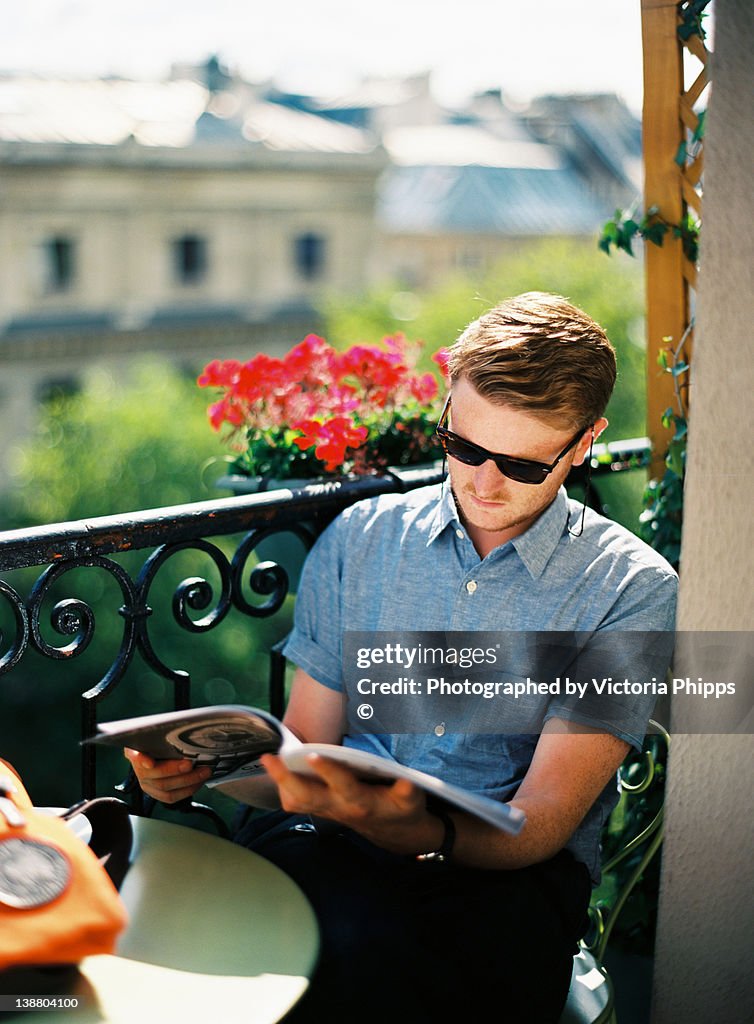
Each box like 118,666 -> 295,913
473,458 -> 504,495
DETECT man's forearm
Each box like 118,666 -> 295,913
353,797 -> 565,871
449,797 -> 573,870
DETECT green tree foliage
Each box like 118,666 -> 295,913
4,361 -> 218,524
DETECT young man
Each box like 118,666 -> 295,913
128,293 -> 677,1023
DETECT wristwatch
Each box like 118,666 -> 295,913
416,805 -> 456,864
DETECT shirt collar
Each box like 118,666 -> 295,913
426,478 -> 459,545
427,479 -> 570,579
511,488 -> 570,578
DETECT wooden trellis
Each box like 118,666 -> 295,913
640,0 -> 710,477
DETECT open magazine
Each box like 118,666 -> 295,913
89,704 -> 526,835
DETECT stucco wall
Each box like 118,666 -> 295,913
651,2 -> 754,1021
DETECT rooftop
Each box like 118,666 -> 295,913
379,163 -> 605,235
0,74 -> 378,156
383,124 -> 562,169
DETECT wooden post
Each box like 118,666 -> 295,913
640,0 -> 689,478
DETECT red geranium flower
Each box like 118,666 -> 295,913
198,333 -> 445,476
292,417 -> 369,472
432,348 -> 450,379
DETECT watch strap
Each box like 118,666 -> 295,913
416,804 -> 456,864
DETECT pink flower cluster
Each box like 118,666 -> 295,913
198,334 -> 448,475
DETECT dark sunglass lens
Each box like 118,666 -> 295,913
496,459 -> 547,484
442,435 -> 484,466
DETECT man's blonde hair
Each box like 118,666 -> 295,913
447,292 -> 617,429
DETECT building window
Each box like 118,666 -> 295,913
44,236 -> 76,292
294,233 -> 326,281
173,235 -> 208,285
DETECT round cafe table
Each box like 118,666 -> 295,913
10,816 -> 320,1024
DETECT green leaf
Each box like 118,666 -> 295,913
674,141 -> 688,167
617,234 -> 635,257
643,222 -> 669,247
598,221 -> 619,254
667,440 -> 685,478
677,22 -> 695,41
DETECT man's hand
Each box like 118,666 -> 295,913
124,748 -> 213,804
260,752 -> 445,856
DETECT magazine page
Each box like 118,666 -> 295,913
88,705 -> 286,779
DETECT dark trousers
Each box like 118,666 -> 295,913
233,810 -> 591,1024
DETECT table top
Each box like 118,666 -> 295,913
16,816 -> 320,1024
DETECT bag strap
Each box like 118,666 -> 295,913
60,798 -> 133,890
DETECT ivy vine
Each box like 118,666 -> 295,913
598,3 -> 711,568
637,330 -> 691,569
599,2 -> 709,265
598,205 -> 700,264
599,110 -> 703,266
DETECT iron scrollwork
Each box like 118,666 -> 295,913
0,520 -> 320,812
0,579 -> 30,674
27,558 -> 138,691
231,522 -> 317,618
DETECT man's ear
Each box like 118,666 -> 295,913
592,417 -> 608,443
572,417 -> 608,467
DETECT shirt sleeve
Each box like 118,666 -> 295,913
282,512 -> 348,692
544,566 -> 678,749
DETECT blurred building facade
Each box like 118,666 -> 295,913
0,60 -> 641,489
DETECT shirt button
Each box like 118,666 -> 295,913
456,529 -> 465,540
434,723 -> 446,737
466,580 -> 478,594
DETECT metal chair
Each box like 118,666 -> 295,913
559,721 -> 669,1024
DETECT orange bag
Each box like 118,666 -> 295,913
0,760 -> 130,971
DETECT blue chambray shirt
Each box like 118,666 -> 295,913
284,481 -> 677,881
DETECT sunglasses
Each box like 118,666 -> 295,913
435,395 -> 590,485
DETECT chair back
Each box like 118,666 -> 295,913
584,719 -> 670,963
